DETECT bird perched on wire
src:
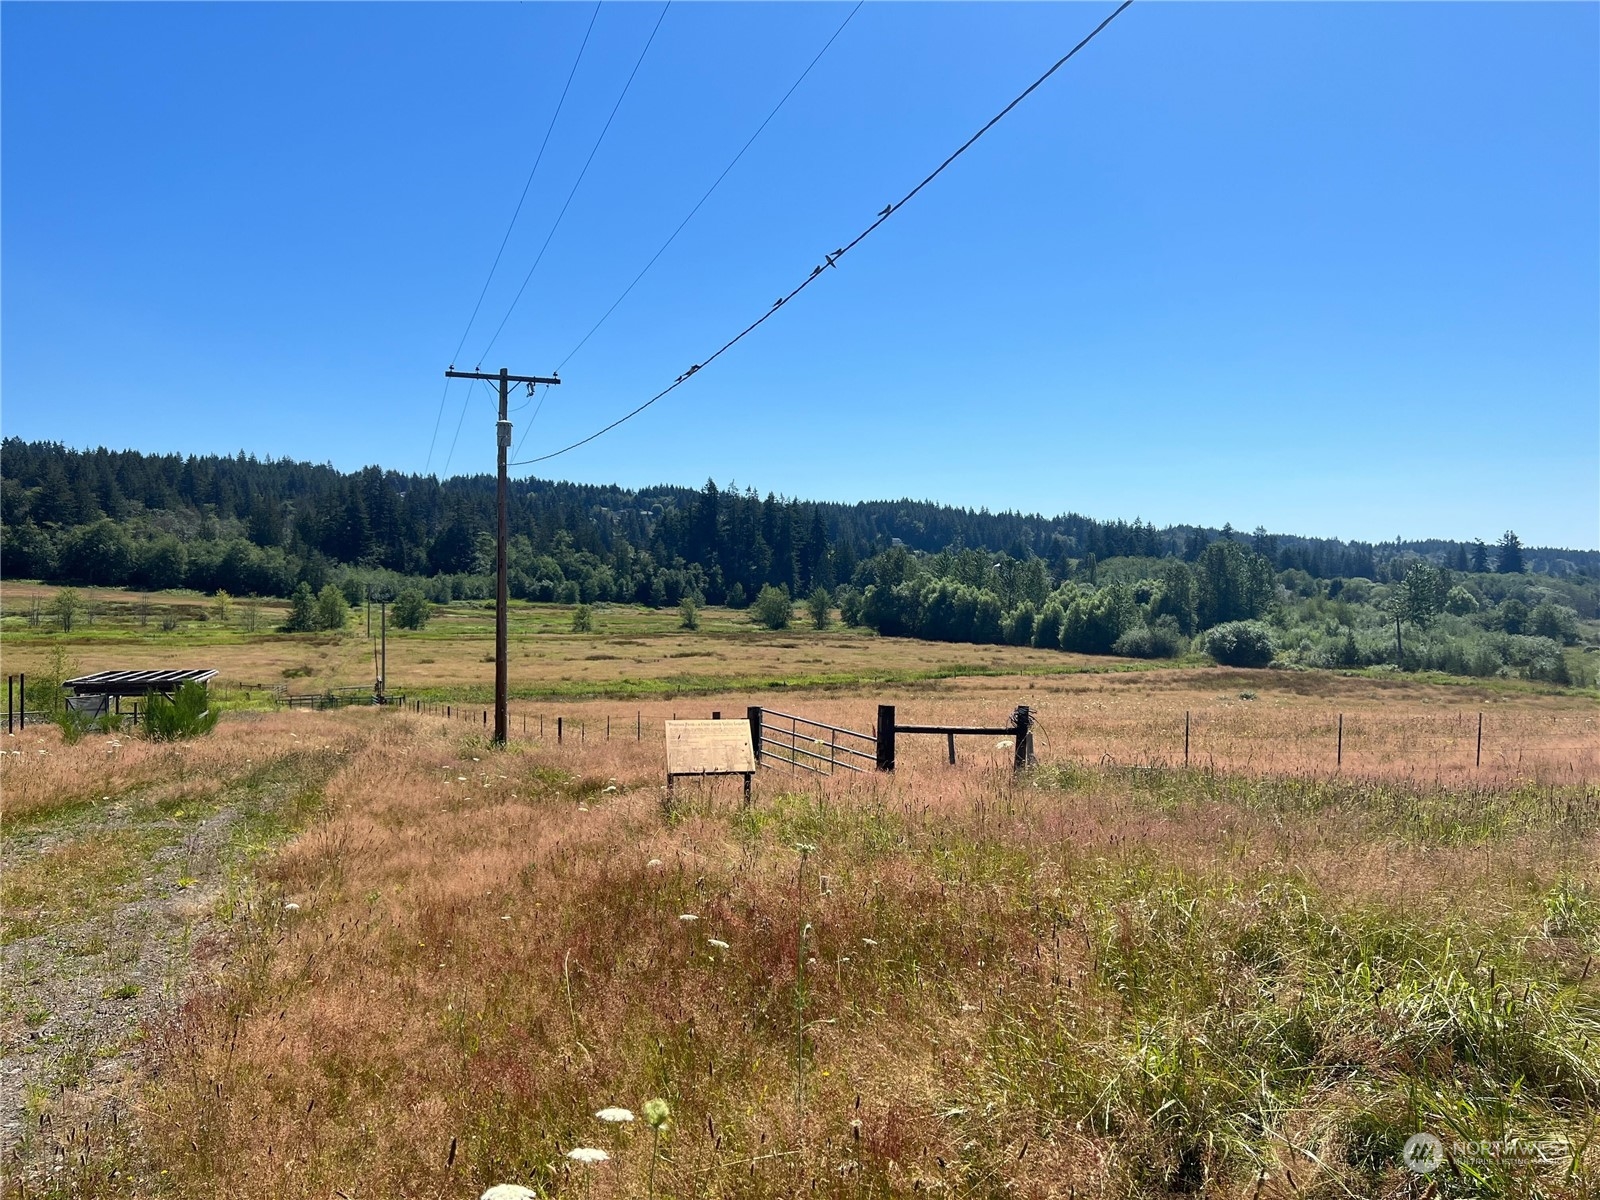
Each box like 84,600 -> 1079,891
878,204 -> 892,218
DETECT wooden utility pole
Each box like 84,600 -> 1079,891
444,367 -> 561,745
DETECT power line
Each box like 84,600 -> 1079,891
450,1 -> 602,370
474,1 -> 672,369
510,0 -> 1134,468
426,3 -> 601,475
549,0 -> 864,377
442,378 -> 503,476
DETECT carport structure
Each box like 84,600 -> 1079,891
62,668 -> 217,722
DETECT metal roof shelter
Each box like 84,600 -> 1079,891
64,669 -> 217,697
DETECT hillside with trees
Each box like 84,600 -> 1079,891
2,439 -> 1595,683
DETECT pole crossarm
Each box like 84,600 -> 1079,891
445,369 -> 562,386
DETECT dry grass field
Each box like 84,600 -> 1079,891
0,581 -> 1135,701
3,694 -> 1598,1198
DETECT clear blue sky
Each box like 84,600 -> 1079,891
3,2 -> 1596,548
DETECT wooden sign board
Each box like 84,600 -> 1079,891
665,720 -> 756,776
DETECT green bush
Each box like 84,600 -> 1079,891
1529,601 -> 1580,645
571,604 -> 594,633
315,584 -> 349,631
143,682 -> 219,741
751,585 -> 792,630
1113,616 -> 1187,659
835,585 -> 863,627
392,588 -> 431,630
1201,621 -> 1276,668
806,587 -> 832,630
678,596 -> 700,630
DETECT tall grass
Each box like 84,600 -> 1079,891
2,709 -> 1554,1198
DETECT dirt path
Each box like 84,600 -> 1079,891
0,741 -> 347,1180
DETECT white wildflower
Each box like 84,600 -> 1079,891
678,913 -> 698,922
566,1147 -> 609,1164
283,902 -> 300,912
646,858 -> 663,868
594,1107 -> 634,1123
481,1186 -> 538,1200
707,938 -> 730,951
861,937 -> 879,946
996,739 -> 1013,749
457,775 -> 468,782
602,785 -> 617,794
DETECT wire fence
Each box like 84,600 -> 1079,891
395,698 -> 1598,786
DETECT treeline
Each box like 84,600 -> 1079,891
836,540 -> 1595,685
1,440 -> 1595,612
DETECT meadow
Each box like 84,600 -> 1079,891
3,582 -> 1598,1197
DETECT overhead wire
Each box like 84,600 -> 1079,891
548,0 -> 864,379
509,0 -> 1134,468
442,378 -> 504,475
474,1 -> 672,370
426,2 -> 601,475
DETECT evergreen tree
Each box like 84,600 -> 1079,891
282,582 -> 318,632
1469,540 -> 1490,572
1496,530 -> 1525,574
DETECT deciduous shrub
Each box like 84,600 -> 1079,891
392,588 -> 431,630
1113,615 -> 1188,659
751,585 -> 792,630
1201,620 -> 1276,668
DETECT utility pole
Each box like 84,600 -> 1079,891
444,367 -> 561,745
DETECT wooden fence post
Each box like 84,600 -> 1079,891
1476,712 -> 1483,767
748,707 -> 763,764
947,732 -> 956,764
1337,714 -> 1343,767
1012,705 -> 1034,771
18,674 -> 24,730
558,716 -> 563,744
7,675 -> 12,735
1184,711 -> 1190,767
876,704 -> 896,772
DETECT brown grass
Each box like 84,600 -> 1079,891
21,705 -> 1594,1198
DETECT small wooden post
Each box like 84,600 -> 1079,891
1184,711 -> 1190,767
946,732 -> 956,765
876,704 -> 896,772
7,675 -> 12,735
1476,712 -> 1483,767
607,715 -> 611,740
637,710 -> 642,741
1012,705 -> 1034,771
748,706 -> 763,763
1337,713 -> 1343,767
558,716 -> 563,744
483,709 -> 487,727
712,711 -> 721,720
540,715 -> 545,738
19,673 -> 24,730
447,705 -> 451,718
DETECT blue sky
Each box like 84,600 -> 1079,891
3,2 -> 1596,548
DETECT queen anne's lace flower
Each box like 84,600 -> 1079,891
567,1147 -> 610,1164
481,1186 -> 538,1200
595,1107 -> 634,1123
